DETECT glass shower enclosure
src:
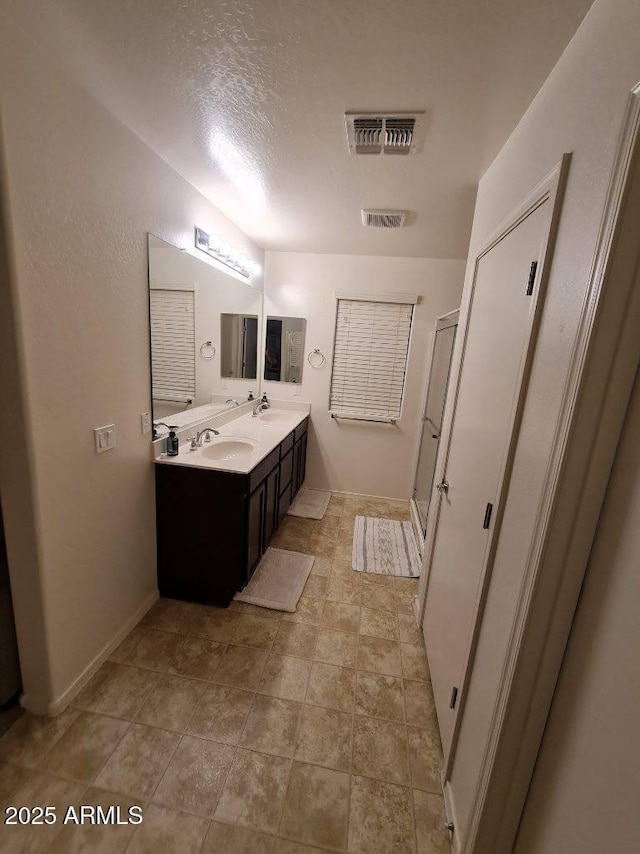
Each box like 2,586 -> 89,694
412,310 -> 459,538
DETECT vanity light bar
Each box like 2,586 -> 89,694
194,227 -> 260,279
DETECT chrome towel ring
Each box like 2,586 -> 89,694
199,341 -> 216,360
307,348 -> 326,368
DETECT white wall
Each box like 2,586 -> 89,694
0,16 -> 263,713
514,368 -> 640,852
263,251 -> 465,499
442,0 -> 640,844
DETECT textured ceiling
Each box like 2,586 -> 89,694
1,0 -> 594,258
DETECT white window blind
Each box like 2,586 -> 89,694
329,298 -> 414,422
149,289 -> 196,403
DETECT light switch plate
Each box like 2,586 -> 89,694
94,424 -> 116,453
293,384 -> 302,396
141,412 -> 152,435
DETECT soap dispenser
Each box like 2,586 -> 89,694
166,428 -> 179,456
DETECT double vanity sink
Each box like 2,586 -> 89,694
153,401 -> 310,607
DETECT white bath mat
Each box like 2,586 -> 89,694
234,548 -> 314,612
287,488 -> 332,520
352,516 -> 421,578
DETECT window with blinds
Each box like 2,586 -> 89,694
329,296 -> 415,422
149,289 -> 196,404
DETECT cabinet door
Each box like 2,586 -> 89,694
264,465 -> 280,545
246,482 -> 265,580
278,481 -> 292,523
292,433 -> 307,496
280,448 -> 293,493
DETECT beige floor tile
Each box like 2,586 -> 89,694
187,684 -> 254,745
357,636 -> 403,677
360,571 -> 395,589
394,576 -> 419,594
330,557 -> 360,580
280,761 -> 349,850
301,575 -> 329,598
408,727 -> 443,793
74,664 -> 160,720
127,630 -> 225,681
308,535 -> 337,558
355,672 -> 405,723
404,680 -> 439,731
309,556 -> 332,577
279,517 -> 316,539
306,662 -> 355,712
42,712 -> 129,782
153,735 -> 235,816
332,540 -> 353,561
348,775 -> 415,854
48,786 -> 142,853
204,820 -> 276,853
0,761 -> 31,801
352,716 -> 409,785
127,804 -> 208,853
398,613 -> 424,646
282,595 -> 324,626
275,840 -> 329,853
124,629 -> 175,669
326,577 -> 362,605
414,790 -> 451,854
387,500 -> 411,521
401,642 -> 430,681
95,723 -> 179,799
188,607 -> 242,642
108,627 -> 146,663
242,603 -> 285,620
141,598 -> 190,633
135,675 -> 206,731
240,695 -> 301,758
214,645 -> 269,690
314,516 -> 341,536
361,585 -> 397,613
360,607 -> 399,641
0,708 -> 79,769
0,771 -> 85,853
314,628 -> 358,669
294,705 -> 352,771
214,748 -> 291,833
258,654 -> 312,701
395,588 -> 419,614
272,623 -> 318,658
232,614 -> 280,649
320,600 -> 360,633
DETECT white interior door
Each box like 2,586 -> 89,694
423,199 -> 551,762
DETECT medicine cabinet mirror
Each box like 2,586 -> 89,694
147,234 -> 263,430
264,316 -> 306,383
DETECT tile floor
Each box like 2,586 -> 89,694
0,495 -> 451,853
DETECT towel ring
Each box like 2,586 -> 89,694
199,341 -> 216,360
307,348 -> 326,368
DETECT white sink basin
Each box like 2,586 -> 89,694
259,411 -> 297,425
201,439 -> 257,462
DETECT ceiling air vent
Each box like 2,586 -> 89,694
346,112 -> 425,155
361,209 -> 408,229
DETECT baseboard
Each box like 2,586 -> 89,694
409,498 -> 426,556
21,589 -> 159,717
328,489 -> 411,503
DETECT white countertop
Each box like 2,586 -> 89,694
152,400 -> 310,475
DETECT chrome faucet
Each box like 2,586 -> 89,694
252,401 -> 270,417
188,427 -> 220,450
225,398 -> 240,406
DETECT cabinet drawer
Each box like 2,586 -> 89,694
280,448 -> 294,492
249,448 -> 280,493
294,418 -> 309,442
281,431 -> 294,457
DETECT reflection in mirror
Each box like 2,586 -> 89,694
221,314 -> 258,379
148,235 -> 262,431
264,316 -> 306,383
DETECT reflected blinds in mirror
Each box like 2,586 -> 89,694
329,299 -> 414,421
149,289 -> 196,403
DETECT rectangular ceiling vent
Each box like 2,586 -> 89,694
361,209 -> 407,229
346,112 -> 425,155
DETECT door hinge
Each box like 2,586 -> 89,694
526,261 -> 538,296
449,686 -> 458,709
483,502 -> 493,529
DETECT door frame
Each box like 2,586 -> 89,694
462,82 -> 640,854
410,308 -> 460,544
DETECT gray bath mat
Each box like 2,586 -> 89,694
287,488 -> 331,520
234,548 -> 314,612
352,516 -> 421,578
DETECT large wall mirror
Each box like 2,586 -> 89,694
264,316 -> 306,383
148,235 -> 263,429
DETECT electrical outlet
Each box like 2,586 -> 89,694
141,412 -> 152,435
293,384 -> 302,397
94,424 -> 116,454
221,380 -> 229,391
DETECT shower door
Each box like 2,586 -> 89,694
412,312 -> 459,537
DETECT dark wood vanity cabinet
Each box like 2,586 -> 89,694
155,417 -> 308,607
